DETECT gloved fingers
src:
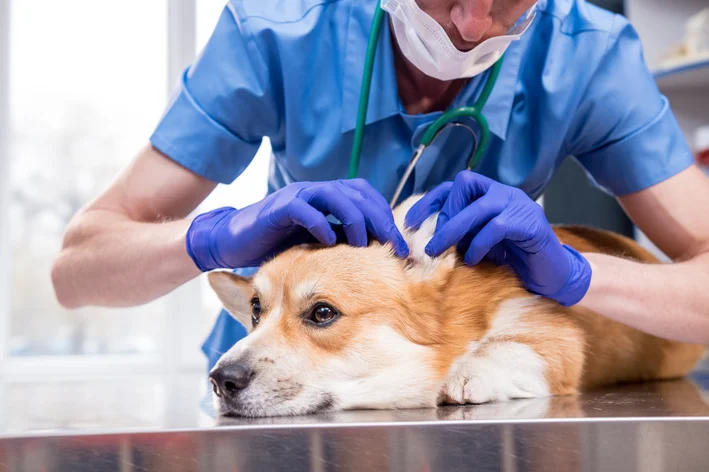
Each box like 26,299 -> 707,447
464,213 -> 513,266
425,193 -> 505,258
284,199 -> 337,246
503,203 -> 552,249
403,181 -> 453,230
455,231 -> 475,257
301,185 -> 369,248
327,223 -> 349,245
275,222 -> 350,248
437,171 -> 496,233
342,178 -> 388,206
485,242 -> 509,266
342,179 -> 409,258
362,210 -> 410,257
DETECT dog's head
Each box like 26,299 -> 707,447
207,211 -> 459,417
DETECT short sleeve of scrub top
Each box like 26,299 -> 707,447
149,4 -> 282,184
565,15 -> 693,197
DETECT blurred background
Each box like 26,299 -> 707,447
0,0 -> 707,432
0,0 -> 273,431
2,0 -> 259,361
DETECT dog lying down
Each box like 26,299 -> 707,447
207,195 -> 706,418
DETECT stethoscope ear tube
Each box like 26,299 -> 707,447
349,7 -> 387,179
390,144 -> 425,209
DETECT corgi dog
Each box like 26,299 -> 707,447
207,195 -> 706,417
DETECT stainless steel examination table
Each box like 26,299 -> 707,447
1,369 -> 709,471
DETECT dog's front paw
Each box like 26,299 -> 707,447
440,342 -> 551,405
439,370 -> 502,405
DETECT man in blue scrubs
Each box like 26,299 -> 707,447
52,0 -> 709,372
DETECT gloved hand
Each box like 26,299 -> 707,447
405,171 -> 591,306
186,179 -> 409,271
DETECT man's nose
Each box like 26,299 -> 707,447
210,363 -> 254,398
450,3 -> 493,44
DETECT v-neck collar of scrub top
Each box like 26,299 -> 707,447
340,3 -> 528,143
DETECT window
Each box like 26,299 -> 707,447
7,0 -> 169,358
0,0 -> 269,378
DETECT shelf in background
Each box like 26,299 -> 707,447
654,58 -> 709,93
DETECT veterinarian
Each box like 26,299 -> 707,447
52,0 -> 709,371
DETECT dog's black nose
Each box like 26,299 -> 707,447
210,363 -> 254,398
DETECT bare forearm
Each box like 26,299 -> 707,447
51,209 -> 201,308
578,252 -> 709,343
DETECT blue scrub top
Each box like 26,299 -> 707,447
150,0 -> 693,371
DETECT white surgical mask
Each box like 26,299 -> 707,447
381,0 -> 537,81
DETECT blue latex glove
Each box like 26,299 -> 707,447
186,179 -> 409,271
405,171 -> 591,306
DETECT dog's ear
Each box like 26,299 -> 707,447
208,271 -> 254,331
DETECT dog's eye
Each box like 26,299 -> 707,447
251,297 -> 261,327
309,304 -> 338,325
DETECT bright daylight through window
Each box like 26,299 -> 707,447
4,0 -> 269,362
8,1 -> 168,357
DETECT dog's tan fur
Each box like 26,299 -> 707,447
208,196 -> 705,417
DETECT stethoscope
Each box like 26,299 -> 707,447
348,6 -> 504,208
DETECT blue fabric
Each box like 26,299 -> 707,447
150,0 -> 694,370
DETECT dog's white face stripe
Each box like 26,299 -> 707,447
294,279 -> 319,302
261,304 -> 283,330
253,274 -> 273,301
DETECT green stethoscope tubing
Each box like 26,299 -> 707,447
348,5 -> 505,207
349,7 -> 387,181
